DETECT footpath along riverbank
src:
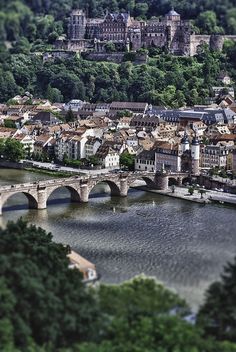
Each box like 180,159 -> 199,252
133,186 -> 208,204
133,185 -> 236,206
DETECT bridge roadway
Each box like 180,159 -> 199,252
0,171 -> 189,215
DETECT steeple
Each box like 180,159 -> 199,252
192,132 -> 200,145
181,131 -> 189,144
181,131 -> 190,153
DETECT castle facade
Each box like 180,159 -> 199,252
62,9 -> 235,56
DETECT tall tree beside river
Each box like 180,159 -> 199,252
1,219 -> 236,351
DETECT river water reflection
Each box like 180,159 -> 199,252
0,168 -> 236,310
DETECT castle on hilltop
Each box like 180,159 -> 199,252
55,8 -> 236,57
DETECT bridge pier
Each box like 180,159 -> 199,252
177,177 -> 182,187
155,173 -> 169,191
80,183 -> 89,203
37,187 -> 47,210
120,178 -> 128,197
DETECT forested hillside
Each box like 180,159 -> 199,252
0,0 -> 236,106
1,44 -> 236,106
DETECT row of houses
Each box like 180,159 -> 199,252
136,141 -> 235,173
1,93 -> 236,173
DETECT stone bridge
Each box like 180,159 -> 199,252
0,171 -> 189,215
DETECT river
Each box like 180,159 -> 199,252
0,168 -> 236,310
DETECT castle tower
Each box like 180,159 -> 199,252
68,9 -> 87,40
165,8 -> 181,53
165,8 -> 181,22
191,134 -> 200,175
180,132 -> 190,154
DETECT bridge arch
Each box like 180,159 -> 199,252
88,179 -> 121,198
46,185 -> 81,204
127,175 -> 156,191
1,191 -> 38,214
168,177 -> 178,186
182,176 -> 192,186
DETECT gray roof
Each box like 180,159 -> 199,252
166,9 -> 180,16
110,101 -> 148,110
31,112 -> 60,125
137,150 -> 155,161
105,12 -> 130,24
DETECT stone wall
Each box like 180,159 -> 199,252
85,52 -> 125,63
189,34 -> 211,56
0,160 -> 24,169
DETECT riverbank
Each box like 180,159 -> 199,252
134,185 -> 236,207
133,186 -> 210,205
0,160 -> 75,178
24,167 -> 73,178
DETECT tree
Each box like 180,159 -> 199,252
188,186 -> 195,195
46,84 -> 63,103
195,11 -> 220,34
1,219 -> 236,351
88,155 -> 101,166
79,276 -> 236,352
104,41 -> 116,53
0,219 -> 98,350
120,152 -> 135,170
0,138 -> 4,157
65,108 -> 76,123
4,119 -> 15,129
0,70 -> 19,103
198,256 -> 236,343
3,138 -> 25,162
10,37 -> 31,55
116,110 -> 133,118
134,3 -> 149,18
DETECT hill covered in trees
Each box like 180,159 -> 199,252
1,219 -> 236,351
0,45 -> 236,107
0,0 -> 236,107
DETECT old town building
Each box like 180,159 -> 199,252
200,145 -> 229,169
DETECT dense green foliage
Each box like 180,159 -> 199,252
0,44 -> 236,106
65,108 -> 77,122
120,152 -> 135,170
0,0 -> 235,106
0,138 -> 25,161
1,219 -> 236,351
0,219 -> 98,350
198,257 -> 236,343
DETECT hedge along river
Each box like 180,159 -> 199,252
0,168 -> 236,311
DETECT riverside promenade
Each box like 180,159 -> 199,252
135,185 -> 236,206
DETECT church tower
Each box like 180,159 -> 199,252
191,134 -> 200,175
